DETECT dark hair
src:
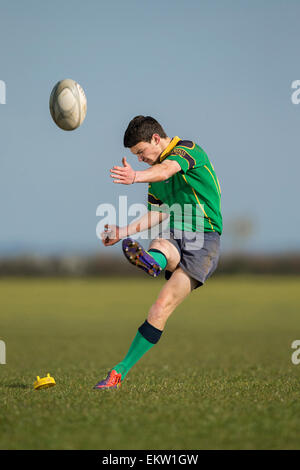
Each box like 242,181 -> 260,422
123,115 -> 167,148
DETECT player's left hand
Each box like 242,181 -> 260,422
110,157 -> 136,184
101,224 -> 121,246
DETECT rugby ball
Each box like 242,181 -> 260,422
49,79 -> 87,131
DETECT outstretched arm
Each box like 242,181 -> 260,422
110,157 -> 181,184
101,210 -> 168,246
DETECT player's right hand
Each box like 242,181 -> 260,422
101,224 -> 121,246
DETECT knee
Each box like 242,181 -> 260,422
150,238 -> 171,257
150,238 -> 180,272
148,296 -> 175,322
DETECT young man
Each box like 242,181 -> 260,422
93,115 -> 222,389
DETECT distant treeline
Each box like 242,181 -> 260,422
0,253 -> 300,277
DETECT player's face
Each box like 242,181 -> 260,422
130,135 -> 162,166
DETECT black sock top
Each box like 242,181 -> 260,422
138,320 -> 163,344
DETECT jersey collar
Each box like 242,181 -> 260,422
159,136 -> 181,162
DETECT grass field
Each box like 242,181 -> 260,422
0,275 -> 300,450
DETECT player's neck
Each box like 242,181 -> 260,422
159,137 -> 172,154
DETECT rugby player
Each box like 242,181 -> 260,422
94,115 -> 222,389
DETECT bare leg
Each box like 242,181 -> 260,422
149,238 -> 180,272
147,267 -> 198,331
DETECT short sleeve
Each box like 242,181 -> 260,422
165,147 -> 196,173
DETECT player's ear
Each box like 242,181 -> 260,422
152,134 -> 160,146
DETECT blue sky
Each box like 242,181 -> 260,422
0,0 -> 299,255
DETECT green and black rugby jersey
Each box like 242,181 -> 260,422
148,136 -> 222,234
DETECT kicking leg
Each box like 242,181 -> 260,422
94,267 -> 197,389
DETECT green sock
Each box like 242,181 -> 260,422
148,249 -> 167,270
114,321 -> 163,380
114,331 -> 154,379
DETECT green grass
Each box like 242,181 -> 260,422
0,275 -> 300,449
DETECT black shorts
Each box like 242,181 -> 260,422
159,230 -> 221,289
